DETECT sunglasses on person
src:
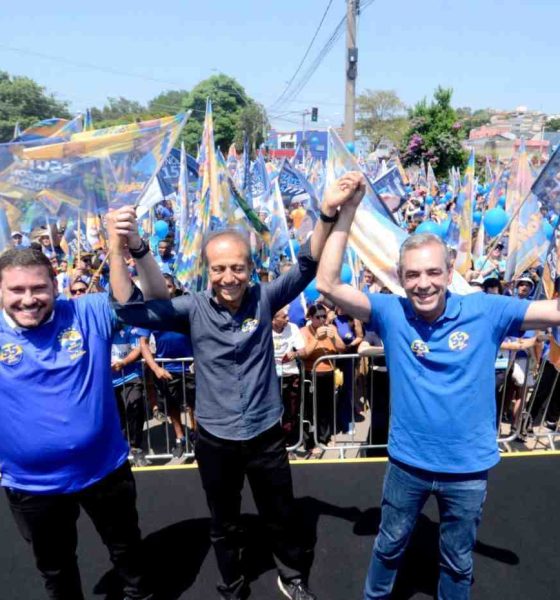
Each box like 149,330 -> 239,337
313,313 -> 327,320
70,287 -> 87,296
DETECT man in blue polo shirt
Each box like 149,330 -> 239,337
316,176 -> 560,600
0,247 -> 152,600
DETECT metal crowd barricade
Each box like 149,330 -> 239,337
496,351 -> 539,445
276,359 -> 306,453
310,352 -> 389,459
119,357 -> 196,463
520,358 -> 560,449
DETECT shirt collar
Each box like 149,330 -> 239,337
2,308 -> 55,332
402,291 -> 462,325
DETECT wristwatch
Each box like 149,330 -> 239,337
319,209 -> 339,223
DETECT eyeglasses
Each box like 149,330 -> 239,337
70,288 -> 87,296
313,314 -> 327,320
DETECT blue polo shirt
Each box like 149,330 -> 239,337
153,330 -> 193,373
0,293 -> 129,494
366,291 -> 529,473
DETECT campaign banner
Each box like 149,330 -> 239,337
531,145 -> 560,213
370,166 -> 407,212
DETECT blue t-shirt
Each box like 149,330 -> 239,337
0,294 -> 129,494
153,330 -> 193,373
288,296 -> 306,328
366,291 -> 529,473
155,255 -> 176,275
111,324 -> 149,387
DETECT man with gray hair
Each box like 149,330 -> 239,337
316,173 -> 560,600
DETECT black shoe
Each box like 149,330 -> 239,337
172,438 -> 186,459
277,576 -> 317,599
130,448 -> 150,467
165,439 -> 188,465
217,576 -> 249,599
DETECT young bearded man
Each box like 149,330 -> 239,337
0,248 -> 152,600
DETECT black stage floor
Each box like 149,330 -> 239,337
1,454 -> 559,600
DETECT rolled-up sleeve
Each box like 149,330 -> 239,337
113,286 -> 192,333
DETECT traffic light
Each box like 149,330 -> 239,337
311,107 -> 318,122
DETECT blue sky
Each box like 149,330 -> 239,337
1,0 -> 558,130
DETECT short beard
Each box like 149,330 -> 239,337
9,306 -> 53,329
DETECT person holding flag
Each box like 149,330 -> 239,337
315,171 -> 560,600
107,172 -> 364,600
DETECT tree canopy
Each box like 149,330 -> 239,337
0,71 -> 70,141
401,86 -> 467,177
180,73 -> 267,155
356,89 -> 408,149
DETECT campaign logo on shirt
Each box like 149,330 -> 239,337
410,339 -> 430,357
0,343 -> 23,366
241,318 -> 259,334
58,328 -> 86,360
448,331 -> 469,351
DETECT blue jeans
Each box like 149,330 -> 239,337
364,460 -> 488,600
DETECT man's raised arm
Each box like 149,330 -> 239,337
316,175 -> 372,323
107,207 -> 169,303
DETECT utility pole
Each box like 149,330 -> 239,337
344,0 -> 358,144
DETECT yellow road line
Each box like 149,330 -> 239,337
132,450 -> 560,473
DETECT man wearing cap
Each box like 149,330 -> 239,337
316,175 -> 560,600
11,231 -> 23,247
515,273 -> 535,300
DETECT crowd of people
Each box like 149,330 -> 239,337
2,168 -> 560,600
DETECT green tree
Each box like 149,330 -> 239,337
546,117 -> 560,132
234,101 -> 269,153
356,89 -> 408,148
0,70 -> 70,141
89,96 -> 150,129
148,89 -> 189,115
181,74 -> 265,154
401,86 -> 467,177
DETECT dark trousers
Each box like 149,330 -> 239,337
115,380 -> 146,449
304,371 -> 335,449
279,374 -> 301,447
6,462 -> 152,600
195,423 -> 310,591
530,361 -> 560,424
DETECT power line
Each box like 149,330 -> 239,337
268,0 -> 376,113
269,0 -> 334,111
0,43 -> 185,88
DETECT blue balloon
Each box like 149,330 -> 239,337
483,207 -> 508,237
415,220 -> 442,238
340,264 -> 353,284
304,279 -> 320,303
154,219 -> 169,240
425,195 -> 434,205
473,210 -> 482,226
543,220 -> 554,241
345,141 -> 355,154
497,195 -> 506,208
